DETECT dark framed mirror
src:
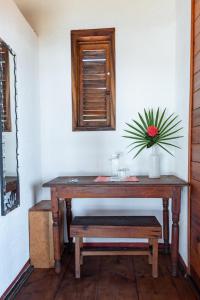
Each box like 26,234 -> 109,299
0,39 -> 20,216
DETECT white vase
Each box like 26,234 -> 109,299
148,145 -> 160,179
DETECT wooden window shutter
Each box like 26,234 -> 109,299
71,28 -> 116,131
0,44 -> 11,132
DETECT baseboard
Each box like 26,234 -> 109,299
178,253 -> 188,276
189,266 -> 200,294
0,260 -> 33,300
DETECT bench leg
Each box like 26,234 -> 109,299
148,238 -> 153,264
80,237 -> 83,265
75,237 -> 81,278
152,239 -> 158,278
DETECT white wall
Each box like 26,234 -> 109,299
0,0 -> 191,295
174,0 -> 191,264
0,0 -> 41,296
39,0 -> 181,243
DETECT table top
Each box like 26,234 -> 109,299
43,175 -> 188,188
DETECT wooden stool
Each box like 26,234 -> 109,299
29,200 -> 64,268
70,216 -> 162,279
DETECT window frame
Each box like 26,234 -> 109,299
71,28 -> 116,131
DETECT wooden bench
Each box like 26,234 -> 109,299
70,216 -> 162,279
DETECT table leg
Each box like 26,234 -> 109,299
51,188 -> 61,274
66,198 -> 73,250
163,198 -> 169,254
171,188 -> 181,277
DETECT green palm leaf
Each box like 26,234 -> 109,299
159,141 -> 181,149
122,135 -> 146,141
159,113 -> 175,132
128,142 -> 147,153
160,136 -> 183,141
144,109 -> 151,126
151,109 -> 154,125
123,107 -> 183,159
157,108 -> 166,128
157,143 -> 174,156
133,119 -> 146,133
148,109 -> 152,125
124,129 -> 144,138
160,120 -> 182,136
138,112 -> 148,129
125,123 -> 145,136
133,144 -> 147,158
155,108 -> 159,127
159,127 -> 183,139
127,140 -> 147,148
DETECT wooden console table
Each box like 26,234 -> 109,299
43,175 -> 188,276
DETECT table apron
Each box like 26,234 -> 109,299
55,186 -> 177,199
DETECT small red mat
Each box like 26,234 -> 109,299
94,176 -> 139,182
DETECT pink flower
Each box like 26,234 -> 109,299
147,126 -> 159,137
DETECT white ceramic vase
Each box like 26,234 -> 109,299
148,145 -> 160,179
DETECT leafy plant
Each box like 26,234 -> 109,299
123,108 -> 183,158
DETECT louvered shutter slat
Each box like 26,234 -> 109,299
79,43 -> 110,126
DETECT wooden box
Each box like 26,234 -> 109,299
29,200 -> 64,268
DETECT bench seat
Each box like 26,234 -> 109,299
70,216 -> 162,279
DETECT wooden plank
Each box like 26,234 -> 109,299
187,1 -> 200,281
194,51 -> 200,73
191,178 -> 200,198
83,104 -> 106,109
71,216 -> 161,227
95,256 -> 138,300
83,110 -> 107,115
193,71 -> 200,91
43,175 -> 187,187
193,88 -> 200,109
70,225 -> 161,239
195,0 -> 200,20
55,256 -> 101,300
75,237 -> 81,278
195,16 -> 200,36
134,256 -> 179,300
15,251 -> 72,300
190,217 -> 200,280
191,161 -> 200,181
192,144 -> 200,161
171,275 -> 198,300
83,116 -> 107,121
192,107 -> 200,126
82,250 -> 150,256
192,126 -> 200,143
194,32 -> 200,55
15,253 -> 198,300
